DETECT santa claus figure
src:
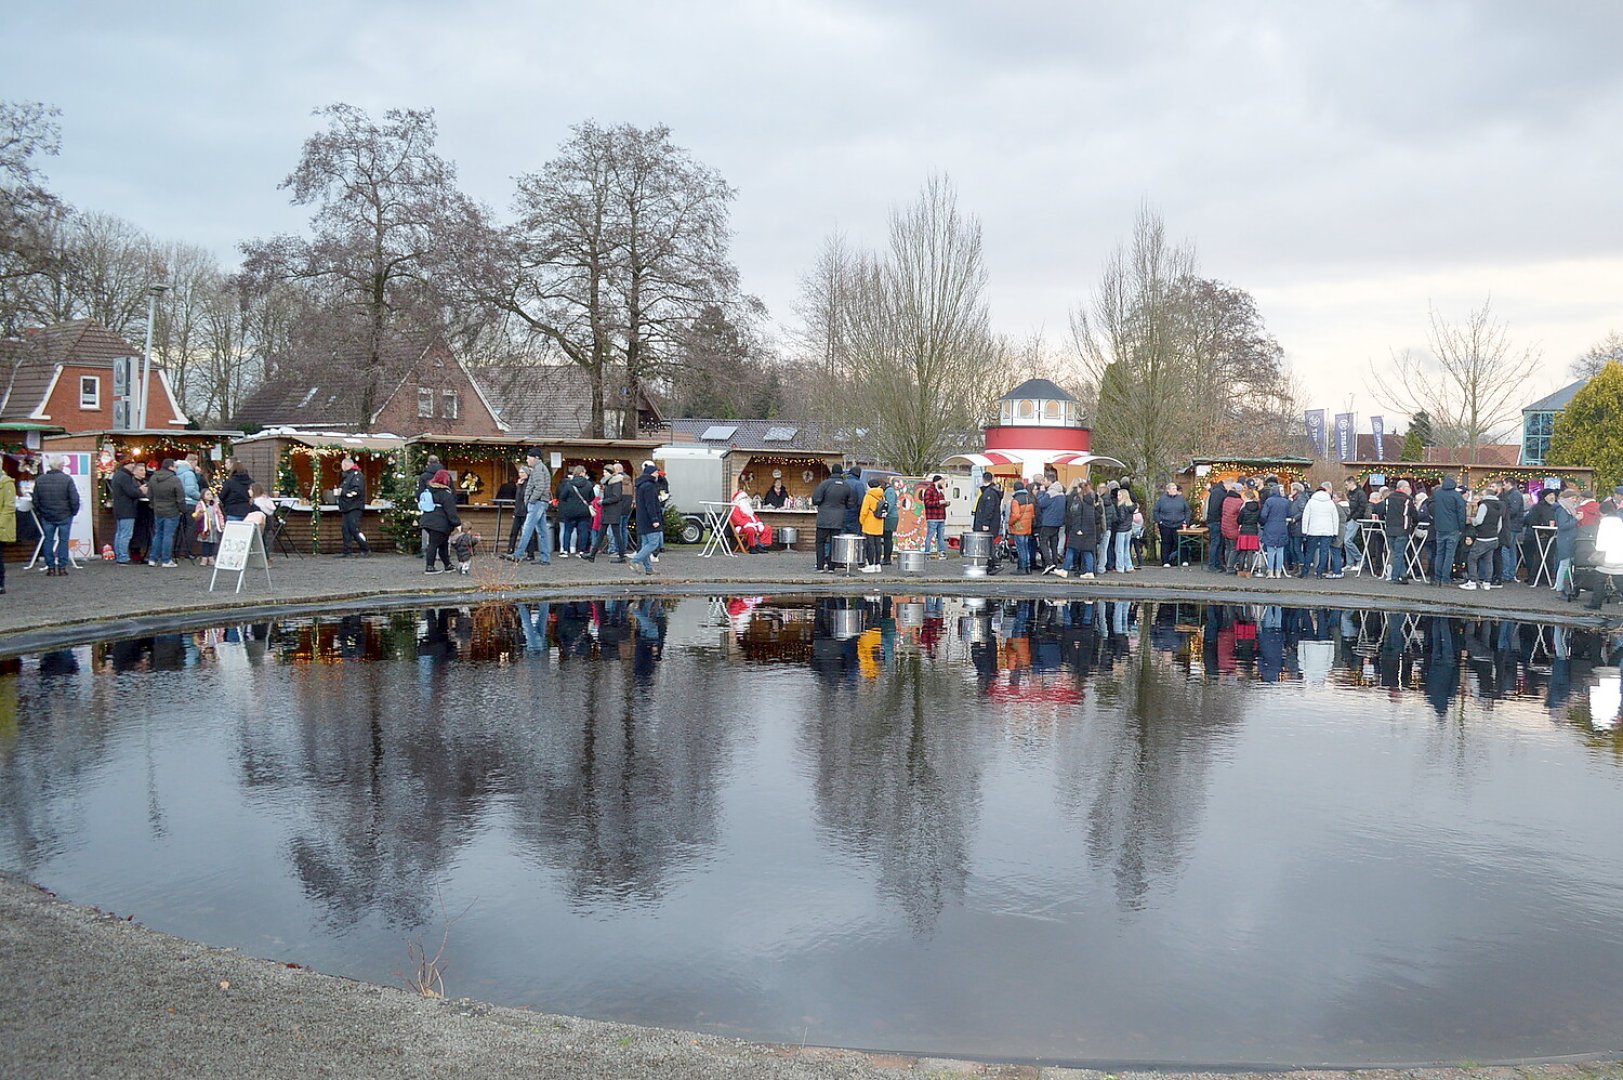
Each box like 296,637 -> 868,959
730,485 -> 774,553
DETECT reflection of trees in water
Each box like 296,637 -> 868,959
1054,602 -> 1242,911
802,606 -> 980,934
229,602 -> 731,926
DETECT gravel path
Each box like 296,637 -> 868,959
3,875 -> 1618,1080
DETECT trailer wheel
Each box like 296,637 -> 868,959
678,515 -> 705,545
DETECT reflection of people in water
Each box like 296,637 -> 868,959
632,600 -> 667,686
419,608 -> 455,663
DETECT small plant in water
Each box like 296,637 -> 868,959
396,890 -> 473,999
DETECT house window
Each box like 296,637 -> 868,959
1523,410 -> 1554,465
418,387 -> 434,418
80,375 -> 101,409
441,389 -> 459,420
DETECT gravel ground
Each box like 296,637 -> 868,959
3,875 -> 1619,1080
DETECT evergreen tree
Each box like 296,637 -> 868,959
1548,361 -> 1623,491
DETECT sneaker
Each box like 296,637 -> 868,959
862,564 -> 881,574
650,554 -> 659,563
1485,582 -> 1501,589
162,561 -> 178,568
1053,568 -> 1069,578
557,551 -> 568,558
1080,572 -> 1095,579
1459,581 -> 1478,590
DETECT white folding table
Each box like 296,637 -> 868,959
698,501 -> 736,558
1530,525 -> 1558,587
21,499 -> 83,570
1404,527 -> 1431,584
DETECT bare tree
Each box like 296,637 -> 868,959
242,104 -> 470,429
793,229 -> 855,381
473,121 -> 740,437
1570,330 -> 1623,380
0,100 -> 68,336
1374,298 -> 1542,462
838,175 -> 998,473
1071,206 -> 1200,485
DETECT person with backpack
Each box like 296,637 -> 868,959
858,477 -> 887,573
811,464 -> 856,573
418,470 -> 460,574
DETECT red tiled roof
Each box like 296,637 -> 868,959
0,320 -> 145,421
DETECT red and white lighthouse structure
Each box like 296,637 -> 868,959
944,378 -> 1120,481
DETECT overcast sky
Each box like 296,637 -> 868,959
8,0 -> 1621,430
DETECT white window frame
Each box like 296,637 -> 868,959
418,386 -> 434,418
80,375 -> 102,409
440,388 -> 459,420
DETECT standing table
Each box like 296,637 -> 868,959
1530,525 -> 1558,587
1353,519 -> 1385,578
698,501 -> 736,558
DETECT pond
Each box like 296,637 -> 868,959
2,596 -> 1621,1068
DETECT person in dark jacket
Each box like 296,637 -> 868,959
1153,482 -> 1191,567
1110,485 -> 1137,573
1259,485 -> 1292,576
1036,479 -> 1067,573
1064,480 -> 1101,578
628,463 -> 664,575
842,466 -> 864,535
147,460 -> 186,567
1344,477 -> 1369,568
1430,476 -> 1467,585
1524,487 -> 1558,584
1461,488 -> 1502,589
420,469 -> 460,573
221,460 -> 253,522
34,455 -> 80,576
586,463 -> 629,562
971,474 -> 1003,533
333,455 -> 370,556
109,459 -> 147,564
1383,481 -> 1414,582
1205,479 -> 1233,572
556,464 -> 595,556
417,455 -> 442,495
811,464 -> 856,572
1498,481 -> 1526,584
1286,482 -> 1310,571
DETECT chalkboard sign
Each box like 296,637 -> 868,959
210,521 -> 272,593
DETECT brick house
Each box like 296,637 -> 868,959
0,319 -> 188,433
233,332 -> 507,437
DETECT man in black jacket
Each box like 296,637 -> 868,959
586,463 -> 628,562
1430,476 -> 1467,585
628,463 -> 664,575
33,455 -> 80,576
109,459 -> 147,564
1498,481 -> 1526,584
1383,481 -> 1414,583
333,455 -> 369,556
971,474 -> 1002,532
811,465 -> 855,572
1204,480 -> 1231,572
1344,477 -> 1369,568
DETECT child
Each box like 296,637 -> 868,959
450,524 -> 477,575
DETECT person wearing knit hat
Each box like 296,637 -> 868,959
627,462 -> 665,575
420,469 -> 461,574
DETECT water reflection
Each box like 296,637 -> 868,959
2,596 -> 1622,1065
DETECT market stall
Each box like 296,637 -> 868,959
1342,460 -> 1597,498
1179,457 -> 1316,522
1,422 -> 65,563
230,430 -> 405,553
42,429 -> 238,560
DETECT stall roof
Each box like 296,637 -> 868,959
945,450 -> 1125,471
409,434 -> 664,450
1184,456 -> 1315,468
231,429 -> 405,453
669,418 -> 838,452
44,428 -> 241,440
0,421 -> 65,433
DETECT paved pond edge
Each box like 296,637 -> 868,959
2,574 -> 1614,658
2,873 -> 1619,1080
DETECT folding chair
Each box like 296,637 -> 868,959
267,506 -> 303,558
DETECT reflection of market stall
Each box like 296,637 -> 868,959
1,421 -> 65,562
43,429 -> 237,557
1179,457 -> 1315,522
230,429 -> 405,552
666,421 -> 846,551
408,435 -> 665,551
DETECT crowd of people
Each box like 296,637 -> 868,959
9,447 -> 1623,615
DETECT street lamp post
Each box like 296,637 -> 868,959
138,282 -> 169,430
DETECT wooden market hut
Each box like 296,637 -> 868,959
1179,456 -> 1316,522
228,429 -> 405,552
406,434 -> 666,551
40,429 -> 239,556
666,419 -> 845,545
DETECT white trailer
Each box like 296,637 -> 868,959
653,445 -> 728,544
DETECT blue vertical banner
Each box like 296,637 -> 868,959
1371,415 -> 1386,461
1304,409 -> 1327,456
1334,413 -> 1355,462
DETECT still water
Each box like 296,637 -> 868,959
2,596 -> 1621,1067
